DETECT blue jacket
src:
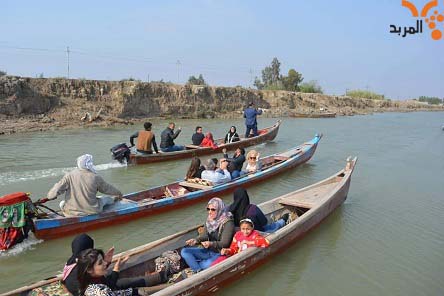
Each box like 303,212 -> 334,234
243,107 -> 262,126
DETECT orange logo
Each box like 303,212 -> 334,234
401,0 -> 443,40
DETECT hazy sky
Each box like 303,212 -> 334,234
1,0 -> 443,99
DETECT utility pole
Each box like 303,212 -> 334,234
249,68 -> 253,88
176,60 -> 181,83
66,46 -> 70,79
147,74 -> 150,83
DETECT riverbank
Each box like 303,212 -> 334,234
1,75 -> 442,135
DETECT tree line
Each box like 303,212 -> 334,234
253,58 -> 322,93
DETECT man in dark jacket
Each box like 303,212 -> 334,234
243,102 -> 263,137
222,147 -> 246,178
160,122 -> 184,152
192,126 -> 205,145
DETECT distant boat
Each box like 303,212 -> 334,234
127,120 -> 282,165
289,112 -> 336,118
4,157 -> 357,296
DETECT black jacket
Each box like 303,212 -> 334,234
160,128 -> 181,148
192,133 -> 205,145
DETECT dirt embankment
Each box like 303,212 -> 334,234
0,76 -> 442,135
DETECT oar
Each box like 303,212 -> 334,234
33,198 -> 64,217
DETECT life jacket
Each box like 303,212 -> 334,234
136,130 -> 154,152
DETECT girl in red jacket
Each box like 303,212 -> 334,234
212,218 -> 269,266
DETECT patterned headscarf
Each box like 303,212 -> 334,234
77,154 -> 97,174
206,197 -> 232,234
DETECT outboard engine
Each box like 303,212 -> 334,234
110,143 -> 131,164
0,192 -> 36,251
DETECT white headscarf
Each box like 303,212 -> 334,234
76,154 -> 97,174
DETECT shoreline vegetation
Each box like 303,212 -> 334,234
1,75 -> 443,135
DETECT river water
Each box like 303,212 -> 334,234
0,112 -> 443,295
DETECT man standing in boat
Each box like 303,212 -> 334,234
243,101 -> 262,137
160,122 -> 185,152
46,154 -> 123,217
129,122 -> 159,154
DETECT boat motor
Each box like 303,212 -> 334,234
0,192 -> 37,250
110,143 -> 131,164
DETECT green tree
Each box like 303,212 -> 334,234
282,69 -> 303,91
418,96 -> 443,105
270,57 -> 281,86
0,70 -> 6,76
261,66 -> 273,87
254,76 -> 264,90
187,74 -> 206,85
299,80 -> 323,93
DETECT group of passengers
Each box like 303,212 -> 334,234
185,146 -> 262,184
129,101 -> 263,155
63,188 -> 289,296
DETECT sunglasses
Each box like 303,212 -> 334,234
249,157 -> 256,160
206,207 -> 217,212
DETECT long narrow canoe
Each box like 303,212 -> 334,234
5,157 -> 357,296
128,120 -> 282,165
32,134 -> 322,240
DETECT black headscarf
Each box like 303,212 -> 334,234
228,126 -> 237,137
66,233 -> 94,265
229,188 -> 251,226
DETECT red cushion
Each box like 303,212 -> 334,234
0,192 -> 30,206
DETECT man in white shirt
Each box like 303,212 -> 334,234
201,158 -> 231,185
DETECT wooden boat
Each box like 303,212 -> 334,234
32,134 -> 322,240
290,112 -> 336,118
4,157 -> 357,296
128,120 -> 282,165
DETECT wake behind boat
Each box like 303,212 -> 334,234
124,120 -> 281,165
4,157 -> 357,296
25,134 -> 321,240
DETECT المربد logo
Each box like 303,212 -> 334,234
393,0 -> 444,40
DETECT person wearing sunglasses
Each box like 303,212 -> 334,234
181,197 -> 235,273
201,158 -> 231,185
241,150 -> 262,176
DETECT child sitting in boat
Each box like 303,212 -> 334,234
211,218 -> 269,266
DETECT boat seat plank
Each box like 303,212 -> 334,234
279,198 -> 314,209
278,183 -> 338,209
185,144 -> 200,149
178,181 -> 213,190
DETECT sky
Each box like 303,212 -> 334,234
1,0 -> 443,99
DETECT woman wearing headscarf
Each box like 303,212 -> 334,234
224,126 -> 240,144
199,132 -> 218,149
46,154 -> 123,217
181,197 -> 235,272
229,188 -> 288,233
63,234 -> 168,296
